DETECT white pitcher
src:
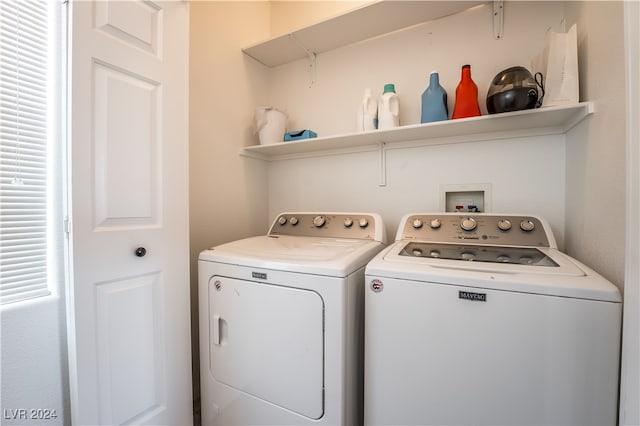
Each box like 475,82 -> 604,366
255,107 -> 287,145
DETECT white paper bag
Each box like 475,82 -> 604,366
543,24 -> 579,107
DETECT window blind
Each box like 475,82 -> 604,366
0,0 -> 52,304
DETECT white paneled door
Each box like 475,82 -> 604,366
67,1 -> 192,424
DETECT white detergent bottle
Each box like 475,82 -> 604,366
357,88 -> 377,132
377,83 -> 399,130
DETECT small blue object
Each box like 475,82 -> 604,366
284,129 -> 317,141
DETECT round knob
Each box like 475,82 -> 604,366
460,217 -> 477,231
497,219 -> 512,231
289,217 -> 299,226
135,247 -> 147,257
497,255 -> 510,263
343,218 -> 353,228
313,215 -> 326,228
430,218 -> 442,229
461,252 -> 476,261
519,256 -> 533,265
429,250 -> 441,258
277,216 -> 287,226
358,217 -> 369,228
412,218 -> 423,229
520,220 -> 535,232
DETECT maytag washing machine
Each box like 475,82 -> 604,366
199,212 -> 387,426
364,213 -> 621,426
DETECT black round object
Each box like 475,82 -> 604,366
486,66 -> 539,114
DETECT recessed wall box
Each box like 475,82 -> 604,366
441,183 -> 492,213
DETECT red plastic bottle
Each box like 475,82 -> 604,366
452,64 -> 481,119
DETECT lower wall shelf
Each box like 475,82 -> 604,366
241,102 -> 594,161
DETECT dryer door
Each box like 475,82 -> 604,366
208,276 -> 324,419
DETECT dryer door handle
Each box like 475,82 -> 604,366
212,314 -> 221,345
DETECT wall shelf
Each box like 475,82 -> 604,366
242,102 -> 594,161
242,0 -> 485,68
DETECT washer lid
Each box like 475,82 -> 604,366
199,235 -> 385,277
366,241 -> 621,302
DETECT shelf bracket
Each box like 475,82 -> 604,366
288,33 -> 317,87
307,51 -> 317,88
493,1 -> 504,39
379,142 -> 387,187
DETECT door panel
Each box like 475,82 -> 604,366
68,1 -> 191,424
93,61 -> 160,229
209,277 -> 324,420
94,0 -> 161,56
95,273 -> 165,425
94,62 -> 162,228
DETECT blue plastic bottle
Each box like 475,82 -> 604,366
421,71 -> 448,123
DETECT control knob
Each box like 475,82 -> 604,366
520,220 -> 535,232
430,218 -> 442,229
343,218 -> 353,228
277,216 -> 287,226
461,252 -> 476,261
497,219 -> 512,231
358,217 -> 369,228
460,217 -> 477,231
412,218 -> 423,229
519,256 -> 533,264
289,217 -> 299,226
313,215 -> 326,228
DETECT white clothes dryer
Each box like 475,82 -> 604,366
199,212 -> 387,426
364,213 -> 621,426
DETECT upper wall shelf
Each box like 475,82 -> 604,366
242,102 -> 595,161
242,0 -> 486,68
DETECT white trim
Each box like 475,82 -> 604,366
621,1 -> 640,425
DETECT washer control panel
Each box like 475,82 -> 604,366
269,213 -> 383,241
399,214 -> 551,247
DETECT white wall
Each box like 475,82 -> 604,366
267,2 -> 564,135
270,1 -> 370,36
265,2 -> 569,245
268,136 -> 566,245
564,1 -> 627,288
189,0 -> 271,255
1,298 -> 69,425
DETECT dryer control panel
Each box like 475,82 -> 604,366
397,213 -> 553,248
269,212 -> 385,241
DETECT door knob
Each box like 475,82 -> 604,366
135,247 -> 147,257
